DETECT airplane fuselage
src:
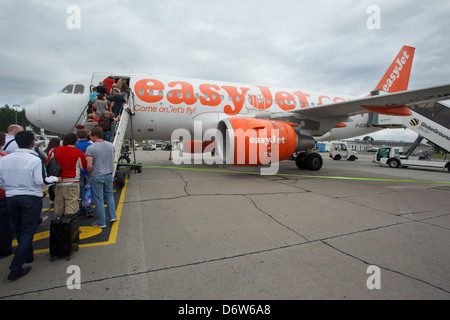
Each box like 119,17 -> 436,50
26,72 -> 381,141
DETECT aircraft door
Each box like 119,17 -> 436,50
90,72 -> 112,88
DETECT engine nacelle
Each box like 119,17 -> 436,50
216,118 -> 314,165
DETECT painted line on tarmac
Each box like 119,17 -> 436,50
28,177 -> 128,255
117,163 -> 450,185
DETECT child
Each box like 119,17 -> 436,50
89,87 -> 99,102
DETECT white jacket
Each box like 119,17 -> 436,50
0,149 -> 58,198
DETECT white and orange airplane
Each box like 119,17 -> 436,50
26,45 -> 450,172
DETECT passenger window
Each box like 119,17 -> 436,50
61,84 -> 74,94
74,84 -> 84,94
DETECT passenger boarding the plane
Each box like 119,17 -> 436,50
108,88 -> 125,118
109,83 -> 119,97
89,87 -> 98,102
109,112 -> 117,142
117,78 -> 129,97
95,93 -> 108,118
103,75 -> 116,94
95,82 -> 107,95
86,101 -> 96,116
82,114 -> 98,134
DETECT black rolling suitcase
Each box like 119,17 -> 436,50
49,214 -> 80,261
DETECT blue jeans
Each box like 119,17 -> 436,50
7,196 -> 42,272
91,174 -> 116,226
78,176 -> 94,215
0,198 -> 13,256
104,130 -> 112,142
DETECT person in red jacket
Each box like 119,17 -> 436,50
103,75 -> 116,94
54,133 -> 87,216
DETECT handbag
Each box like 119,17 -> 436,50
82,182 -> 93,207
46,154 -> 61,177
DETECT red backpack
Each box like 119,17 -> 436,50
98,116 -> 111,131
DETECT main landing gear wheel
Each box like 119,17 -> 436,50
295,152 -> 307,169
295,152 -> 323,171
305,152 -> 323,171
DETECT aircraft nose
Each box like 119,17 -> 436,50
26,100 -> 42,127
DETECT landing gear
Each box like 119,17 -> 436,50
295,152 -> 323,171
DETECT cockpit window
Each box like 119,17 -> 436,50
61,84 -> 74,94
74,84 -> 84,94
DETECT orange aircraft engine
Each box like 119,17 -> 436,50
216,118 -> 318,168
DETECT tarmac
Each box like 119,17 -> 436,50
0,150 -> 449,300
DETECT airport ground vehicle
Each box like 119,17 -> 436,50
143,140 -> 157,150
162,141 -> 173,150
329,143 -> 358,161
375,146 -> 450,172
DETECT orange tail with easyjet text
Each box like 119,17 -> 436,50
374,45 -> 415,93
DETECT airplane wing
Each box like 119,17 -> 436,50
293,84 -> 450,119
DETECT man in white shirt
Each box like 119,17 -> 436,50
1,124 -> 23,154
0,131 -> 61,280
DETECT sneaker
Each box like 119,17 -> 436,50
39,216 -> 48,224
110,218 -> 117,222
8,266 -> 32,281
92,222 -> 106,229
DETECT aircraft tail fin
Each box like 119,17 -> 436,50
374,45 -> 415,93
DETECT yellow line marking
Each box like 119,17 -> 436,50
19,177 -> 129,255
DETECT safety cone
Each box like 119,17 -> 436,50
169,150 -> 172,161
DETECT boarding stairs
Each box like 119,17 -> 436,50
70,87 -> 140,187
112,92 -> 135,175
368,101 -> 450,153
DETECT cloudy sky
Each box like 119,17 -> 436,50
1,0 -> 449,140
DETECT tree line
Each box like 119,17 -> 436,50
0,105 -> 31,133
0,104 -> 63,138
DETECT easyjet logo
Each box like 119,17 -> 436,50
249,136 -> 286,145
134,79 -> 345,116
383,50 -> 410,92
